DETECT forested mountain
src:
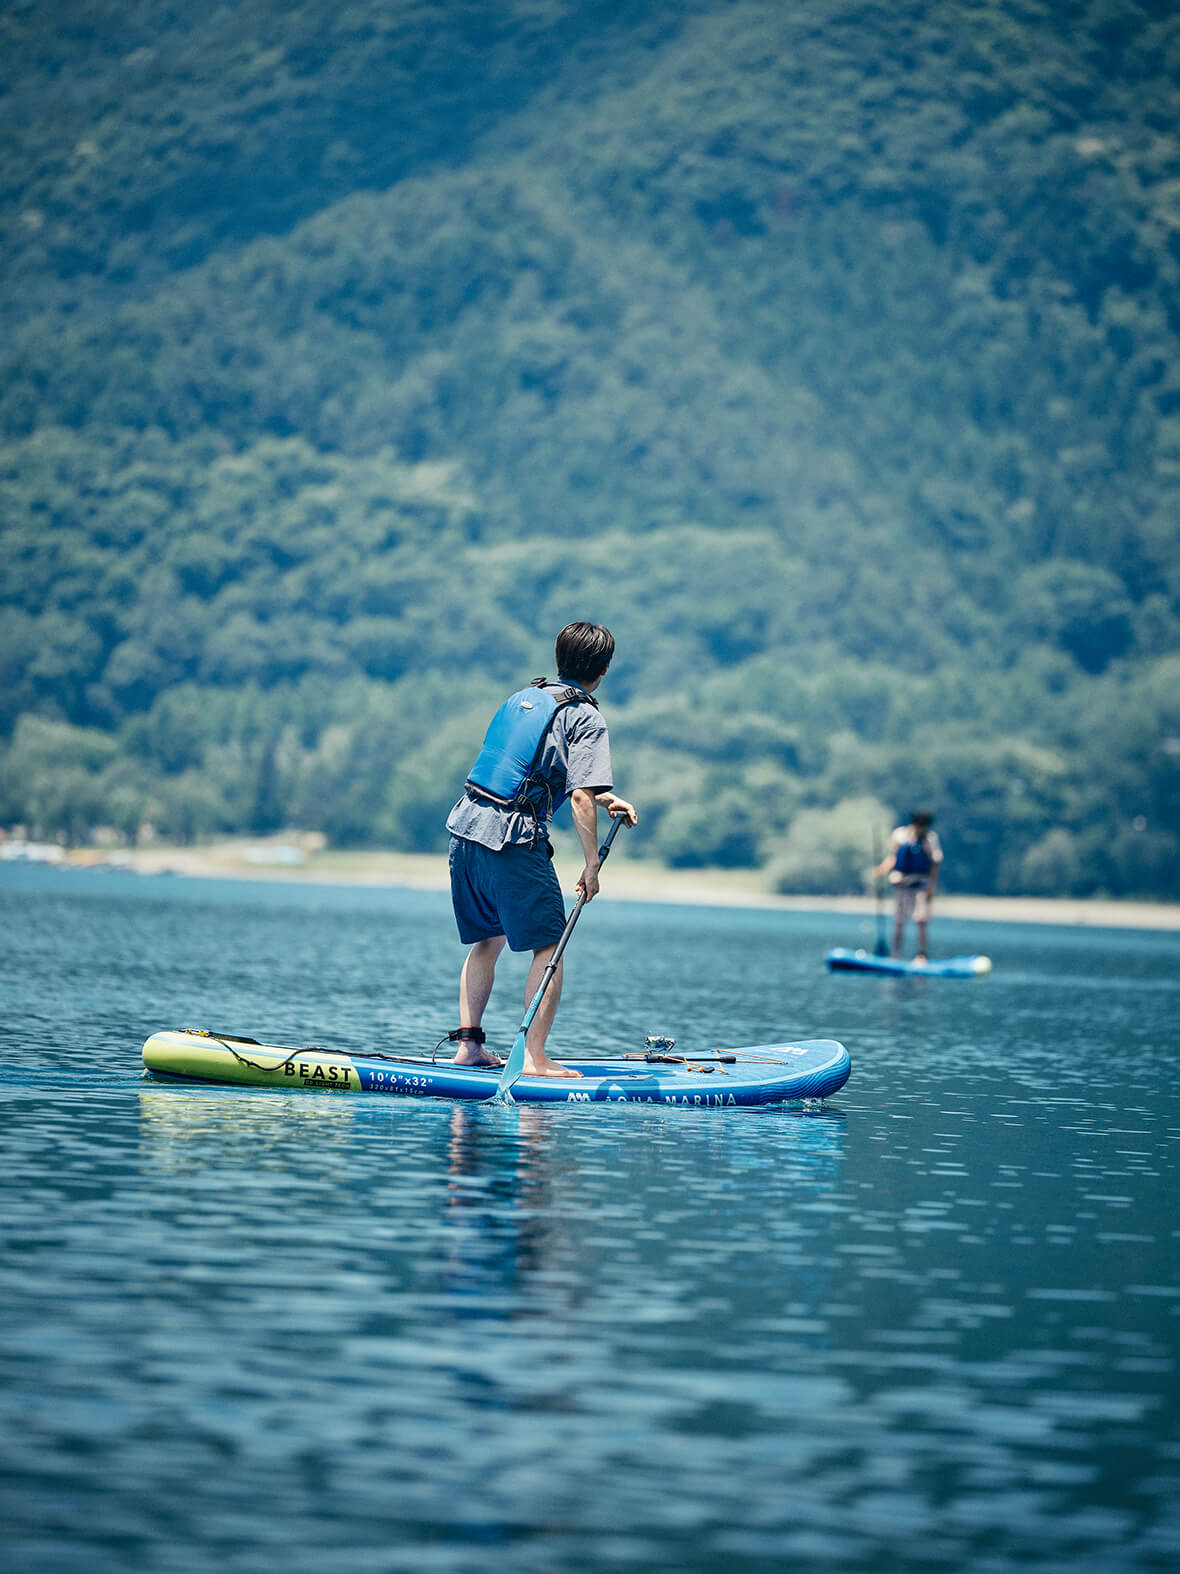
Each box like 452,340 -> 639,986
2,0 -> 1179,897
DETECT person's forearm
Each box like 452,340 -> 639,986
570,790 -> 600,870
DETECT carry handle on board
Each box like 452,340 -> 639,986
496,814 -> 627,1098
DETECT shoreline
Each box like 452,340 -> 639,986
44,836 -> 1180,933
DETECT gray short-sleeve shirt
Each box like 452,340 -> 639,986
446,687 -> 613,851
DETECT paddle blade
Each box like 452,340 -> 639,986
496,1031 -> 526,1098
874,936 -> 890,957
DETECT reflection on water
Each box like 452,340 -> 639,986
0,865 -> 1178,1573
442,1105 -> 554,1305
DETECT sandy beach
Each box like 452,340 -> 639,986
58,834 -> 1180,934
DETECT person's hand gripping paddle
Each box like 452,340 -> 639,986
496,815 -> 627,1099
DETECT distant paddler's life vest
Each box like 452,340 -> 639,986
894,836 -> 933,881
465,678 -> 596,814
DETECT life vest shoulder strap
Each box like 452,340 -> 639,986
529,676 -> 599,711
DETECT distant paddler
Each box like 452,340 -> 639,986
873,810 -> 942,963
443,621 -> 637,1078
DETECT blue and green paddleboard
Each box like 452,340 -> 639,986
825,948 -> 992,978
142,1029 -> 851,1107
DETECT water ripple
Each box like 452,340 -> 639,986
1,867 -> 1178,1572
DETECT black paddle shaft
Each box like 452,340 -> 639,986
871,821 -> 890,955
525,814 -> 624,1013
497,813 -> 630,1095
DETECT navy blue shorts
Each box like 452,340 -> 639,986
448,836 -> 568,951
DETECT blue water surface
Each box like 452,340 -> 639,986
1,863 -> 1178,1573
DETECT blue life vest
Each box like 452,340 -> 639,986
894,837 -> 933,880
465,679 -> 595,813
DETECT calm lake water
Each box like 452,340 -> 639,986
1,864 -> 1178,1574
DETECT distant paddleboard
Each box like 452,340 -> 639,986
142,1029 -> 851,1107
825,948 -> 992,978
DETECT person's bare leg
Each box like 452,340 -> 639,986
521,946 -> 581,1077
455,937 -> 507,1065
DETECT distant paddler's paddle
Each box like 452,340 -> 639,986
496,814 -> 627,1099
871,823 -> 890,957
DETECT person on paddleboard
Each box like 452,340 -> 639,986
445,621 -> 638,1078
874,811 -> 942,963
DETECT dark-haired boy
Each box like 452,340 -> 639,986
445,622 -> 637,1077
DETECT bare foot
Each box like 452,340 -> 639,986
521,1056 -> 583,1078
452,1047 -> 505,1069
